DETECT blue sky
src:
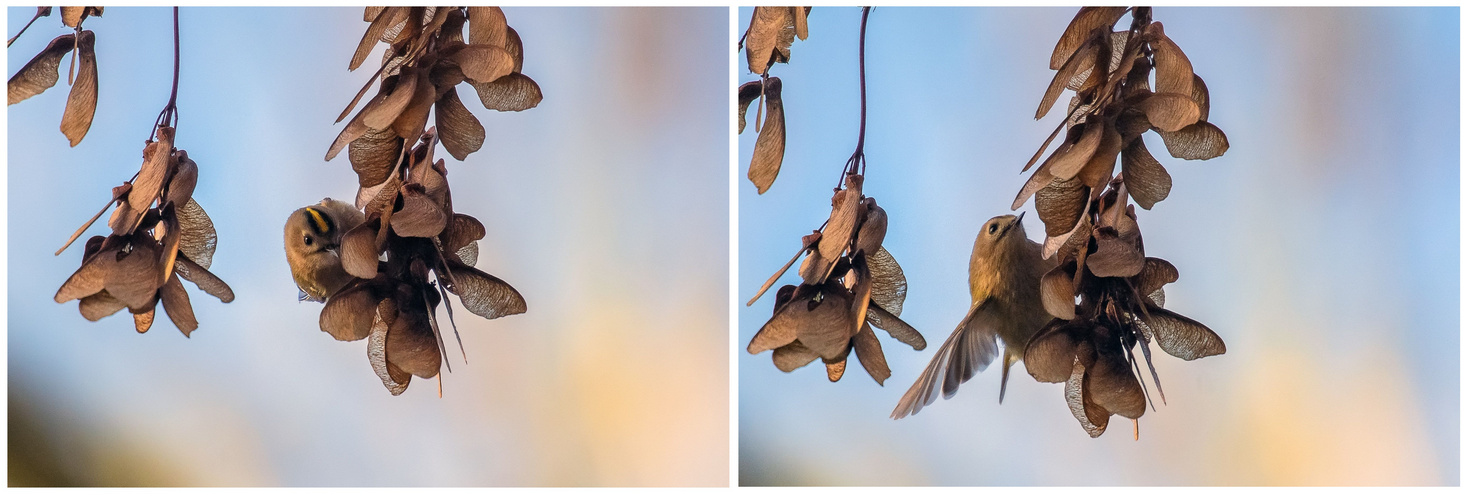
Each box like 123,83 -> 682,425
737,7 -> 1458,486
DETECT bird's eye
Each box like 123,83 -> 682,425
303,235 -> 313,246
988,223 -> 998,235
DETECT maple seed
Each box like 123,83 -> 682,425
1017,7 -> 1229,438
55,126 -> 232,337
319,127 -> 527,396
328,6 -> 542,171
737,7 -> 810,194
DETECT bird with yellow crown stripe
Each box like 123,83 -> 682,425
285,198 -> 366,302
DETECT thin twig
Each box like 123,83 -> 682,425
839,6 -> 873,188
747,243 -> 809,307
852,7 -> 870,170
152,7 -> 181,141
422,286 -> 452,374
56,170 -> 142,255
6,7 -> 50,48
439,280 -> 468,364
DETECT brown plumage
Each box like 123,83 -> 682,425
284,198 -> 365,302
892,213 -> 1056,419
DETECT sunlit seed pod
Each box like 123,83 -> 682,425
164,150 -> 198,208
796,248 -> 830,285
817,175 -> 863,261
853,198 -> 887,256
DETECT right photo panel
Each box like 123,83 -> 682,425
737,7 -> 1458,486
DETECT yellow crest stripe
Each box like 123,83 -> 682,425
303,207 -> 332,235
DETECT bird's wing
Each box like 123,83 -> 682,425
891,299 -> 1000,419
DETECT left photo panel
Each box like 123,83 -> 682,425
7,7 -> 729,486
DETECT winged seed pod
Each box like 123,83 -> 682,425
747,174 -> 925,385
1016,7 -> 1228,257
737,7 -> 809,194
1015,7 -> 1227,438
746,8 -> 913,385
738,78 -> 785,194
742,6 -> 809,76
321,129 -> 526,396
7,7 -> 105,146
54,125 -> 233,337
328,6 -> 542,175
317,7 -> 536,395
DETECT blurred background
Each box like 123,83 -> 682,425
738,7 -> 1457,486
8,7 -> 728,486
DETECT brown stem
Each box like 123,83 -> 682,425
152,7 -> 181,140
1131,6 -> 1152,31
6,7 -> 50,48
839,6 -> 872,188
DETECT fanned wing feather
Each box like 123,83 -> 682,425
891,299 -> 1000,419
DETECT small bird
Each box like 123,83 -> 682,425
892,212 -> 1056,419
285,198 -> 365,302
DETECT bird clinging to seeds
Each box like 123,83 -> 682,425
285,198 -> 365,302
892,212 -> 1056,419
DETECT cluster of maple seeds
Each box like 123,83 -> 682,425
320,130 -> 525,395
328,6 -> 541,171
748,175 -> 925,385
319,6 -> 535,395
737,6 -> 809,194
1014,7 -> 1227,437
53,126 -> 234,336
8,6 -> 104,147
741,8 -> 923,384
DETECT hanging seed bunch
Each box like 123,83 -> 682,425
7,7 -> 104,147
747,174 -> 925,385
53,125 -> 234,336
1013,7 -> 1227,438
320,129 -> 526,396
327,6 -> 542,171
737,6 -> 809,194
320,6 -> 535,395
746,9 -> 921,386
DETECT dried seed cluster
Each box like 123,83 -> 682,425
1015,7 -> 1228,437
737,6 -> 809,194
744,8 -> 917,386
748,174 -> 925,385
321,130 -> 526,395
328,6 -> 542,171
54,125 -> 234,336
320,7 -> 535,395
7,6 -> 104,147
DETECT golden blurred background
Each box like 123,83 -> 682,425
9,7 -> 728,486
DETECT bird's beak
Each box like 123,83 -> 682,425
327,246 -> 340,259
1006,212 -> 1026,233
999,211 -> 1025,237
